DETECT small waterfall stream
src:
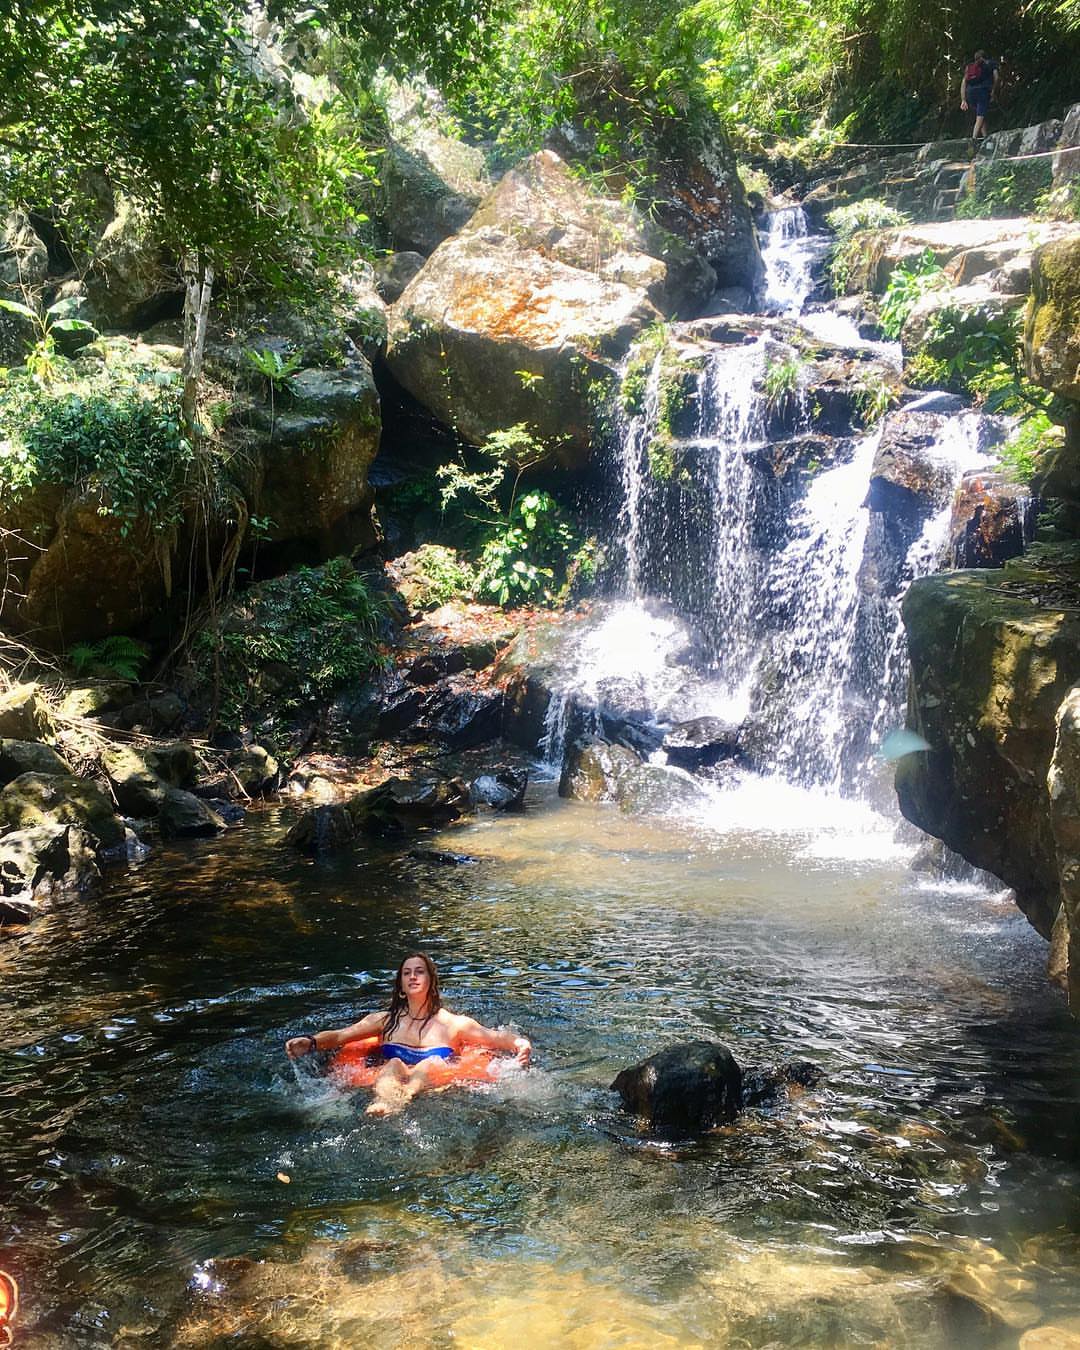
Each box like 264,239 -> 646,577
541,205 -> 1008,804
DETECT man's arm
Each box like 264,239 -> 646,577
961,74 -> 969,110
285,1011 -> 387,1058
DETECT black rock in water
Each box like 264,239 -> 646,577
612,1040 -> 744,1133
408,848 -> 479,866
469,768 -> 528,811
662,717 -> 742,770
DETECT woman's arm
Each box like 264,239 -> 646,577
452,1014 -> 531,1065
285,1011 -> 387,1059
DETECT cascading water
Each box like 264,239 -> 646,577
760,206 -> 816,315
540,202 -> 1002,806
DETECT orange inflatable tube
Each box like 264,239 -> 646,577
331,1036 -> 504,1090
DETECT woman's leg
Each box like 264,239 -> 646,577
366,1059 -> 410,1116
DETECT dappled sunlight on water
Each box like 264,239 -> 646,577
2,785 -> 1080,1345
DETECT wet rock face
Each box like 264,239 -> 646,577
1048,686 -> 1080,1010
469,768 -> 527,811
896,565 -> 1080,940
559,738 -> 641,802
1026,236 -> 1080,404
663,716 -> 741,770
612,1040 -> 744,1133
948,471 -> 1035,569
866,411 -> 959,522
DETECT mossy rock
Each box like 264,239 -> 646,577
1026,236 -> 1080,403
0,771 -> 124,848
0,683 -> 52,742
0,739 -> 72,786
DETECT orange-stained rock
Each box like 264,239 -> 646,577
386,151 -> 720,468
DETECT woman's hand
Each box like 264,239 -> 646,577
513,1036 -> 532,1067
285,1035 -> 318,1059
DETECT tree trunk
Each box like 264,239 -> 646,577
180,249 -> 215,442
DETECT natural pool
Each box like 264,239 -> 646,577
3,780 -> 1080,1347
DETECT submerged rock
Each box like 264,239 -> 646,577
284,803 -> 356,854
158,788 -> 226,839
469,768 -> 527,811
349,775 -> 471,835
559,738 -> 641,802
612,1040 -> 744,1132
616,763 -> 713,816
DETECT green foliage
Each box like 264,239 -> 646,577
476,490 -> 579,607
904,352 -> 952,390
852,374 -> 901,426
436,424 -> 591,609
196,557 -> 389,725
879,251 -> 946,340
763,354 -> 806,411
0,294 -> 96,383
0,367 -> 192,535
995,412 -> 1062,484
620,322 -> 670,417
406,544 -> 477,609
956,160 -> 1053,220
68,634 -> 149,682
244,348 -> 302,387
825,200 -> 909,293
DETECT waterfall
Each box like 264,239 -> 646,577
536,212 -> 998,804
760,206 -> 814,315
753,428 -> 882,790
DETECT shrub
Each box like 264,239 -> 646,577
405,544 -> 477,609
0,367 -> 192,535
879,250 -> 947,339
825,200 -> 909,293
996,412 -> 1063,485
196,557 -> 390,725
68,634 -> 149,682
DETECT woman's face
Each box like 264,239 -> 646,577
400,957 -> 431,1003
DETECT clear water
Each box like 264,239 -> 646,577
3,791 -> 1080,1347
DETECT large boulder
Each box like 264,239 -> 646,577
612,1040 -> 744,1133
1048,685 -> 1080,1010
1026,236 -> 1080,404
9,490 -> 172,648
840,221 -> 1073,296
0,822 -> 100,902
347,775 -> 471,835
896,563 -> 1080,940
0,684 -> 52,742
616,763 -> 714,815
0,739 -> 71,785
380,79 -> 491,256
387,151 -> 703,465
663,716 -> 741,770
158,787 -> 226,838
83,195 -> 178,329
0,771 -> 125,849
237,361 -> 381,551
101,745 -> 168,816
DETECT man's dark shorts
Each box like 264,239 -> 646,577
971,88 -> 991,117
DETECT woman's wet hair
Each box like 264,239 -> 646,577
384,953 -> 441,1040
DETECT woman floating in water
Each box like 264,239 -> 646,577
285,953 -> 531,1116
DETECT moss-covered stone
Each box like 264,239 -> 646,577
1026,235 -> 1080,403
0,771 -> 125,848
0,740 -> 71,786
896,559 -> 1080,938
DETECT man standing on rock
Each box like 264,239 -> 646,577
961,50 -> 1000,141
